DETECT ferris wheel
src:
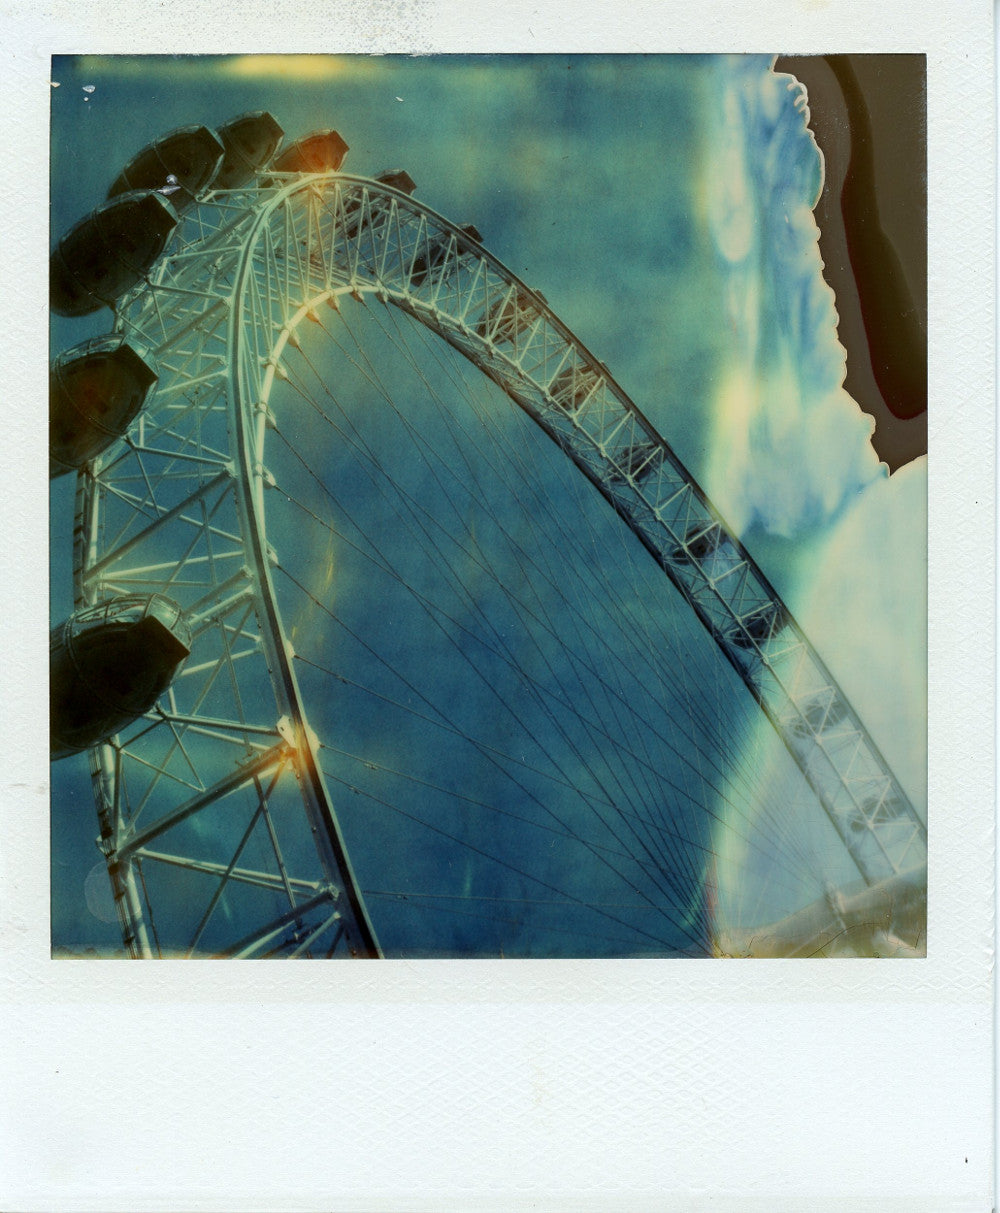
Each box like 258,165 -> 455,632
49,114 -> 927,959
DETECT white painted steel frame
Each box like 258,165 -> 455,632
76,169 -> 925,958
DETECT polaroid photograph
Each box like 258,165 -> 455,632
2,3 -> 994,1210
48,52 -> 926,963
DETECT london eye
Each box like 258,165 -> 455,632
49,62 -> 927,959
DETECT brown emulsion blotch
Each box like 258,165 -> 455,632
775,54 -> 927,470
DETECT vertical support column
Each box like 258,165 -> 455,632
90,744 -> 153,958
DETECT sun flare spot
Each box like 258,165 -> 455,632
222,55 -> 376,81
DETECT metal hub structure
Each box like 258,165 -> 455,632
69,163 -> 926,957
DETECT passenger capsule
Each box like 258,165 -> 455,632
858,785 -> 900,819
408,224 -> 482,287
547,362 -> 602,413
50,595 -> 191,761
51,191 -> 178,317
789,694 -> 848,738
474,288 -> 546,342
728,604 -> 786,651
340,169 -> 416,241
214,111 -> 285,189
107,124 -> 225,212
50,336 -> 157,478
374,168 -> 416,195
266,130 -> 349,177
607,442 -> 661,484
671,523 -> 723,564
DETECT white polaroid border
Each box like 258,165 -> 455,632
0,2 -> 994,1210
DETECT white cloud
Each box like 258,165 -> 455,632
713,460 -> 927,934
702,56 -> 881,539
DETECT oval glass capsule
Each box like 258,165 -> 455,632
214,111 -> 284,189
51,191 -> 178,317
49,336 -> 158,478
50,595 -> 191,761
107,124 -> 225,212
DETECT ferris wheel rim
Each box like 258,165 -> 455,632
233,173 -> 924,880
227,202 -> 383,956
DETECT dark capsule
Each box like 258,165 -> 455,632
373,168 -> 416,195
340,169 -> 416,241
50,595 -> 191,761
607,442 -> 661,484
51,191 -> 178,317
546,362 -> 602,413
728,604 -> 787,651
408,224 -> 482,287
107,124 -> 225,213
859,790 -> 908,829
50,335 -> 158,478
671,523 -> 724,564
214,111 -> 285,189
474,288 -> 546,342
789,695 -> 848,738
266,130 -> 349,177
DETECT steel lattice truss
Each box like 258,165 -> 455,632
76,172 -> 926,957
